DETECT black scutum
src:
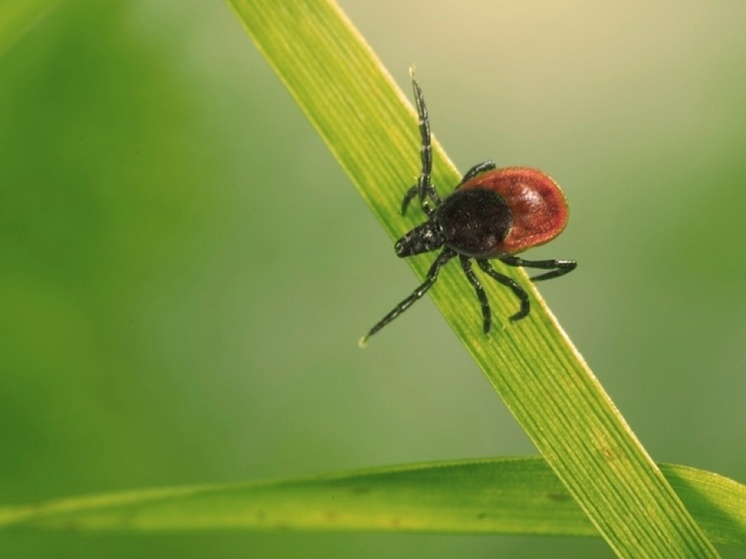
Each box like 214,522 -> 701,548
436,188 -> 512,257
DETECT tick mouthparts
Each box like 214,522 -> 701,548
395,221 -> 444,257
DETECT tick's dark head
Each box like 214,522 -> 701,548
395,220 -> 444,257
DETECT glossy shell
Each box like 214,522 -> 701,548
456,167 -> 569,256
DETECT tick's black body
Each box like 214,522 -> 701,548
397,188 -> 512,259
362,69 -> 576,344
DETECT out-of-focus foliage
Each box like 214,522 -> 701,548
1,1 -> 745,558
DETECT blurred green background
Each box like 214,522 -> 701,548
1,1 -> 745,557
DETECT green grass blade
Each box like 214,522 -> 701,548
1,458 -> 744,548
228,1 -> 720,556
0,0 -> 59,57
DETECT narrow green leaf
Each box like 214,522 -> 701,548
0,0 -> 59,57
228,1 -> 720,557
1,458 -> 744,548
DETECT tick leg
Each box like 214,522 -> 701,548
410,68 -> 439,217
363,249 -> 457,342
401,183 -> 440,216
403,158 -> 493,214
499,255 -> 577,282
459,256 -> 491,333
401,185 -> 418,215
459,160 -> 496,185
477,260 -> 531,322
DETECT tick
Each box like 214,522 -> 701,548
361,68 -> 576,344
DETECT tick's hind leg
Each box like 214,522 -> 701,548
477,260 -> 531,322
499,255 -> 577,282
459,256 -> 491,333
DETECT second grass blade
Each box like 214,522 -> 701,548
2,458 -> 744,547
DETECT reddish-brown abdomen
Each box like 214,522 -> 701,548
457,167 -> 569,255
